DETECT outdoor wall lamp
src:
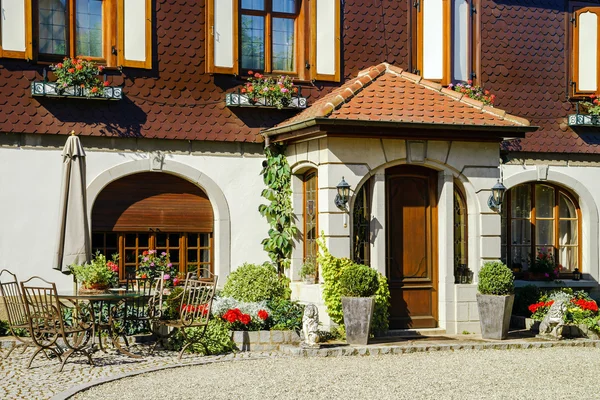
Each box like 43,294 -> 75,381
488,180 -> 507,212
334,177 -> 351,211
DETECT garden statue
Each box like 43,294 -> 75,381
301,303 -> 320,348
539,296 -> 568,338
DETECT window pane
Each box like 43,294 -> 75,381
511,246 -> 530,270
125,233 -> 136,247
511,219 -> 531,245
201,249 -> 210,263
273,0 -> 296,13
559,220 -> 578,245
169,234 -> 179,246
511,185 -> 531,218
558,246 -> 578,271
187,249 -> 198,263
200,234 -> 210,248
156,233 -> 167,247
39,0 -> 67,55
535,220 -> 554,246
241,15 -> 265,70
535,185 -> 555,218
241,0 -> 264,10
76,0 -> 103,58
106,233 -> 117,248
272,18 -> 295,71
559,194 -> 577,219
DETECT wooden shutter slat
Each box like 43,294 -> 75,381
92,173 -> 214,233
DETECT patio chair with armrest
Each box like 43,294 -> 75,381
151,271 -> 218,359
21,276 -> 95,371
0,269 -> 46,361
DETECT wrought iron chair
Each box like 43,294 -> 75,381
0,270 -> 42,361
21,276 -> 95,371
106,276 -> 162,353
152,271 -> 218,359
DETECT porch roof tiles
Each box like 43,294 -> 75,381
264,63 -> 536,138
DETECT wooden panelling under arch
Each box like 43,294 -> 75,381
92,172 -> 214,232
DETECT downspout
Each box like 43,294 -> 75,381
263,133 -> 270,148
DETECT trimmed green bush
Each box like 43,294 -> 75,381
317,235 -> 390,335
338,263 -> 379,297
266,299 -> 305,331
221,262 -> 291,302
478,261 -> 514,295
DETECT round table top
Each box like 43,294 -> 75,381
57,289 -> 153,301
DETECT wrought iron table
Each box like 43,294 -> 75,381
58,290 -> 153,359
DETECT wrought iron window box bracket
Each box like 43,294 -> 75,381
568,113 -> 600,127
225,93 -> 307,109
31,81 -> 123,100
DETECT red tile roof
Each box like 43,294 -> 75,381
270,63 -> 533,133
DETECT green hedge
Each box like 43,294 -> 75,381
478,261 -> 514,295
221,262 -> 291,302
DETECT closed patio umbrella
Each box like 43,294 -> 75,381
53,132 -> 91,273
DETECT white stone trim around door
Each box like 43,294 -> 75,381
502,168 -> 600,283
86,158 -> 232,286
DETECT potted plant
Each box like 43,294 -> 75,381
476,261 -> 515,339
51,57 -> 109,96
300,260 -> 317,284
527,248 -> 559,280
241,72 -> 298,109
339,263 -> 379,345
137,250 -> 178,287
70,252 -> 119,294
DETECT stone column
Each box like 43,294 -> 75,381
438,171 -> 455,332
371,172 -> 386,276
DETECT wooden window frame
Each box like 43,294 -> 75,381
570,3 -> 600,97
303,170 -> 318,271
239,0 -> 306,78
453,184 -> 468,282
92,231 -> 215,281
410,0 -> 479,85
502,183 -> 582,275
352,180 -> 371,267
32,0 -> 118,66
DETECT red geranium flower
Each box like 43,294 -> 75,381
257,309 -> 269,320
76,64 -> 83,70
68,68 -> 75,73
103,80 -> 110,87
239,313 -> 251,325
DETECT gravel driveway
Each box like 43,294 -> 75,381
74,347 -> 598,399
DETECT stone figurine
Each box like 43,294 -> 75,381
538,296 -> 568,338
301,303 -> 320,349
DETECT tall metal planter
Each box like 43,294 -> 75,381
341,297 -> 375,345
476,293 -> 515,340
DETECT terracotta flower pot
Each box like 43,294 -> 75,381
78,283 -> 110,295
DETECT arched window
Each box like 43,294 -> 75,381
453,186 -> 469,283
91,172 -> 214,280
353,182 -> 371,266
303,171 -> 318,265
501,183 -> 581,273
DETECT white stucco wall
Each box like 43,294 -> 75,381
0,136 -> 270,292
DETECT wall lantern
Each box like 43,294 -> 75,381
487,180 -> 506,212
573,268 -> 581,281
334,177 -> 351,211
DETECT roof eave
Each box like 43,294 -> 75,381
262,117 -> 538,142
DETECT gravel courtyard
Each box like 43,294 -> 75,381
74,347 -> 599,400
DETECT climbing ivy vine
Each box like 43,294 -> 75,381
259,144 -> 298,274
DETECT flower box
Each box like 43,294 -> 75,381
568,113 -> 600,126
31,81 -> 123,100
225,93 -> 307,109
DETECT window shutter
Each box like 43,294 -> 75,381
206,0 -> 238,74
117,0 -> 152,69
452,0 -> 470,82
310,0 -> 341,82
573,8 -> 600,94
419,0 -> 447,82
0,0 -> 32,60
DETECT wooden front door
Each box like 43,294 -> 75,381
386,165 -> 438,329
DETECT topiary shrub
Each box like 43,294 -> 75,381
317,235 -> 390,335
339,263 -> 379,297
221,262 -> 291,302
478,261 -> 514,295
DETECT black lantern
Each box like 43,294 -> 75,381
573,268 -> 581,281
334,177 -> 351,210
487,180 -> 506,212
